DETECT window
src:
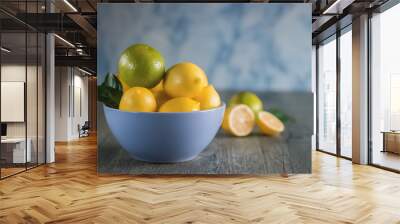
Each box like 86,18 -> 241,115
317,36 -> 337,154
340,28 -> 352,158
370,3 -> 400,171
316,26 -> 353,159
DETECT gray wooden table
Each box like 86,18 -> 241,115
98,91 -> 313,175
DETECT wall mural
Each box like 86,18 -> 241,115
97,3 -> 313,175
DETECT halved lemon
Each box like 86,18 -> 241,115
256,111 -> 285,136
222,104 -> 255,137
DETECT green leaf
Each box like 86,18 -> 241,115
98,73 -> 123,109
268,108 -> 295,124
102,73 -> 123,92
98,85 -> 122,108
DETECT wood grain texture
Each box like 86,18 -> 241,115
1,135 -> 400,223
98,92 -> 313,175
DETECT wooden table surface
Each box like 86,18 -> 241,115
98,91 -> 313,175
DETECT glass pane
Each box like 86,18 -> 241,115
312,46 -> 317,150
26,0 -> 40,169
371,4 -> 400,171
318,37 -> 337,154
340,29 -> 352,158
1,30 -> 27,177
27,31 -> 38,169
38,33 -> 45,165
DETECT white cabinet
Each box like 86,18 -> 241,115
1,138 -> 32,163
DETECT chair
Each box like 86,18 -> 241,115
78,121 -> 90,138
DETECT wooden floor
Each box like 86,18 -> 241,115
1,135 -> 400,223
1,167 -> 26,178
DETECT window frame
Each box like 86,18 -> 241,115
315,24 -> 353,161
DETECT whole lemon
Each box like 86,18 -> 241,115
119,87 -> 157,112
194,85 -> 221,110
153,90 -> 171,109
159,97 -> 200,113
118,43 -> 165,88
151,80 -> 164,93
164,62 -> 208,98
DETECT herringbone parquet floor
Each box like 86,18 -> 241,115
1,135 -> 400,224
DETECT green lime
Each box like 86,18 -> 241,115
229,91 -> 263,115
118,43 -> 165,88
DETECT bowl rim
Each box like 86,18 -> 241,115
103,102 -> 226,114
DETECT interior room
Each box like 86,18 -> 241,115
0,0 -> 400,223
0,15 -> 46,178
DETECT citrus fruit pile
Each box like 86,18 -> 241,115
222,91 -> 285,137
99,43 -> 221,113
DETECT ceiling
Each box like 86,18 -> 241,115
0,0 -> 391,75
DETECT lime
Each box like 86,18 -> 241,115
116,74 -> 130,92
118,43 -> 165,88
229,92 -> 263,115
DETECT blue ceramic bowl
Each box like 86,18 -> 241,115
103,103 -> 225,163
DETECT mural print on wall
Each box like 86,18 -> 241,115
97,3 -> 313,174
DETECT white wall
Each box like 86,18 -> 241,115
1,65 -> 27,140
1,65 -> 41,137
54,67 -> 89,141
55,67 -> 69,141
71,73 -> 89,139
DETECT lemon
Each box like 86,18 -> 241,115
119,87 -> 157,112
229,92 -> 263,115
256,111 -> 285,136
153,90 -> 171,109
159,97 -> 200,113
164,62 -> 208,98
222,104 -> 255,137
117,75 -> 130,92
194,85 -> 221,110
151,80 -> 164,93
118,43 -> 165,88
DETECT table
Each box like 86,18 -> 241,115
382,131 -> 400,154
98,91 -> 313,175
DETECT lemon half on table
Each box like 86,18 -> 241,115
256,111 -> 285,136
222,104 -> 255,137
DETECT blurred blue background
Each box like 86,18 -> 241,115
98,3 -> 311,91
